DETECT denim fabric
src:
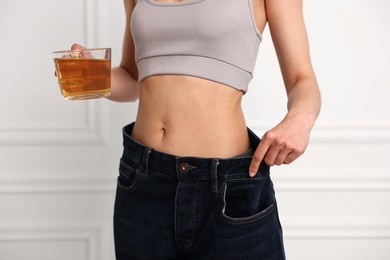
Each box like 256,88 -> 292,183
114,122 -> 285,260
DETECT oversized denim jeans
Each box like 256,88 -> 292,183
114,122 -> 285,259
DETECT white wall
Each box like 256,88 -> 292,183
0,0 -> 389,259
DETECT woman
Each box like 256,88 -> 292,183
73,0 -> 320,258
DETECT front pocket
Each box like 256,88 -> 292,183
117,159 -> 139,192
220,177 -> 275,224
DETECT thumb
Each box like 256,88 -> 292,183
71,43 -> 86,51
70,43 -> 93,58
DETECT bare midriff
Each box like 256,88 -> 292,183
131,75 -> 251,158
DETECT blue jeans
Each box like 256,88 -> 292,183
114,122 -> 285,259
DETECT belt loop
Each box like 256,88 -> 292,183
142,147 -> 152,176
210,159 -> 220,194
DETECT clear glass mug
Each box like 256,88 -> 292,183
53,48 -> 111,100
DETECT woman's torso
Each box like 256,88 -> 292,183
130,0 -> 267,158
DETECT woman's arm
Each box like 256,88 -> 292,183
107,0 -> 139,102
249,0 -> 321,176
70,1 -> 138,101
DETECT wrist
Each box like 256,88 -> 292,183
284,110 -> 316,130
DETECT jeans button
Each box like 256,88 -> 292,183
179,163 -> 190,173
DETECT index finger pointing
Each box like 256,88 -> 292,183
249,139 -> 270,177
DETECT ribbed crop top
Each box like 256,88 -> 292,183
131,0 -> 262,94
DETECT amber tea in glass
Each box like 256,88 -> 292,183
53,48 -> 111,100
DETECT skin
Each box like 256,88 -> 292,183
71,0 -> 321,176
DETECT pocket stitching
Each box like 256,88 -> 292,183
221,202 -> 275,225
220,182 -> 275,225
117,160 -> 139,192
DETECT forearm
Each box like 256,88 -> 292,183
106,66 -> 139,102
284,76 -> 321,129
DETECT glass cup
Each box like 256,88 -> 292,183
53,48 -> 111,100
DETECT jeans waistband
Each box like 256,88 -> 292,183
121,122 -> 270,182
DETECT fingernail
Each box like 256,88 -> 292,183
71,43 -> 81,50
249,171 -> 255,177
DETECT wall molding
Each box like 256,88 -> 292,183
271,168 -> 390,191
0,0 -> 108,146
310,121 -> 390,143
0,172 -> 116,194
250,121 -> 390,143
283,218 -> 390,239
0,101 -> 107,145
0,220 -> 111,260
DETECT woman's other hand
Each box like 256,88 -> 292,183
249,114 -> 312,177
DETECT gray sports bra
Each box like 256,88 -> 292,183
131,0 -> 262,94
